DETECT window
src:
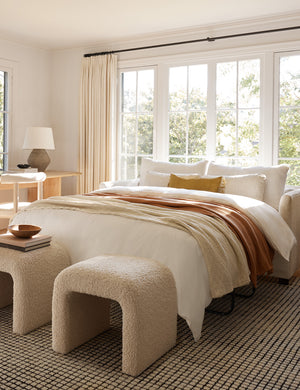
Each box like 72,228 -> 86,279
216,59 -> 260,166
119,68 -> 155,180
169,65 -> 208,163
0,70 -> 8,171
276,53 -> 300,185
167,59 -> 260,166
118,47 -> 299,183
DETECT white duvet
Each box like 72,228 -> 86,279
11,186 -> 296,341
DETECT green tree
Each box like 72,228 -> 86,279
121,78 -> 154,179
278,70 -> 300,185
169,89 -> 207,162
122,60 -> 300,185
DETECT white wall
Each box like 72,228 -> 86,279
1,12 -> 299,198
49,48 -> 83,194
49,12 -> 300,194
0,38 -> 51,202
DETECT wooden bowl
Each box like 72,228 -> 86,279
8,224 -> 41,238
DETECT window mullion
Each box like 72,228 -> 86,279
135,72 -> 138,178
0,70 -> 9,171
207,62 -> 216,160
236,61 -> 239,160
262,52 -> 275,165
186,67 -> 189,162
272,53 -> 280,166
156,64 -> 169,161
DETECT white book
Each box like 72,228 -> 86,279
0,241 -> 51,252
6,168 -> 39,173
0,233 -> 52,248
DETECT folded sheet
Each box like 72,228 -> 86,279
0,172 -> 46,183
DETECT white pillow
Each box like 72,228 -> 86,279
140,158 -> 209,186
207,163 -> 289,209
144,171 -> 266,201
143,171 -> 170,187
144,171 -> 201,187
222,174 -> 266,201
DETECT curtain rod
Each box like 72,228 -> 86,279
84,25 -> 300,57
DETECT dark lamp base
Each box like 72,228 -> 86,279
27,149 -> 50,172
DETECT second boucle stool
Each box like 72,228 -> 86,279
52,255 -> 177,376
0,241 -> 70,334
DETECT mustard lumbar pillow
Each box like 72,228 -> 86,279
168,174 -> 223,192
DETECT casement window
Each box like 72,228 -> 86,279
118,49 -> 299,185
274,52 -> 300,185
168,59 -> 261,166
215,59 -> 260,166
0,70 -> 8,171
168,64 -> 208,163
119,68 -> 155,179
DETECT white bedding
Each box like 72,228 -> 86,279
11,186 -> 296,341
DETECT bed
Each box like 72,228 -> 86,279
11,159 -> 300,341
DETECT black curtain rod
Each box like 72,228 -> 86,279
84,25 -> 300,58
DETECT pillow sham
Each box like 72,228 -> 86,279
168,174 -> 223,192
221,174 -> 266,201
140,158 -> 209,186
144,171 -> 266,201
207,163 -> 289,209
144,170 -> 200,187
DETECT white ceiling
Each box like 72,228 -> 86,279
0,0 -> 299,50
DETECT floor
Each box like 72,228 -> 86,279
1,276 -> 299,389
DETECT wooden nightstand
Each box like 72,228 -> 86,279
27,171 -> 81,201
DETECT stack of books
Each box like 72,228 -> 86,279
16,168 -> 38,173
0,233 -> 52,252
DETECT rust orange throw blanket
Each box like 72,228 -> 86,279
89,193 -> 274,287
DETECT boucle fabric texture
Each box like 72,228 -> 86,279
52,255 -> 177,376
0,241 -> 70,334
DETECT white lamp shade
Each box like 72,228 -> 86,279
23,127 -> 55,150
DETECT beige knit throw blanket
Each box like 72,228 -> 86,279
23,194 -> 252,298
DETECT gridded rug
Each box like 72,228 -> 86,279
0,277 -> 299,390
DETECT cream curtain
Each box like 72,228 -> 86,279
79,54 -> 117,193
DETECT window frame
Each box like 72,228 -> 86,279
273,50 -> 300,163
0,66 -> 11,171
117,65 -> 157,180
117,42 -> 300,181
166,57 -> 263,165
168,63 -> 209,163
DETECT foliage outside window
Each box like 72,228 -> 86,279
215,59 -> 260,166
120,69 -> 154,180
169,65 -> 207,163
277,54 -> 300,185
0,70 -> 8,171
119,52 -> 300,185
168,60 -> 260,166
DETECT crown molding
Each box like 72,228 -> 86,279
83,11 -> 300,55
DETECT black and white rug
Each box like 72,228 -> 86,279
0,277 -> 299,389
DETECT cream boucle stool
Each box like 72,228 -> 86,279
52,255 -> 177,376
0,241 -> 70,335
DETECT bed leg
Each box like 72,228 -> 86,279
235,283 -> 256,298
206,282 -> 257,317
205,291 -> 235,316
278,278 -> 289,285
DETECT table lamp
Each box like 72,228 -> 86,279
23,127 -> 55,171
